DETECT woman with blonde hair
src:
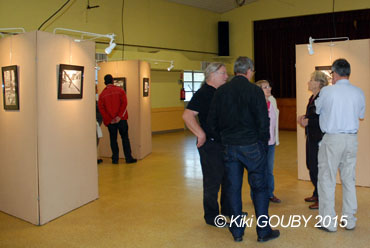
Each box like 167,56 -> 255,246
297,71 -> 329,209
256,79 -> 281,203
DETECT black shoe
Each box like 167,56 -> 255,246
257,229 -> 280,242
126,158 -> 137,164
112,160 -> 119,164
97,159 -> 103,164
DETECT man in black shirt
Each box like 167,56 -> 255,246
183,62 -> 228,227
208,57 -> 280,242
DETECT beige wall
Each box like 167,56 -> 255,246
0,31 -> 99,225
151,107 -> 185,132
296,39 -> 370,187
0,32 -> 39,224
36,31 -> 98,224
97,60 -> 152,160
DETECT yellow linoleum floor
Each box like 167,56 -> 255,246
0,131 -> 369,248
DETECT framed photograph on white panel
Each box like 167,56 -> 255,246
58,64 -> 84,99
113,77 -> 127,92
315,66 -> 332,85
2,65 -> 19,110
143,78 -> 149,97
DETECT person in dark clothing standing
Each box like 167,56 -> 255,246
96,96 -> 103,164
298,71 -> 328,209
183,62 -> 229,227
98,74 -> 137,164
208,57 -> 280,243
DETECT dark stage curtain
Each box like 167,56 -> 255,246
254,9 -> 370,98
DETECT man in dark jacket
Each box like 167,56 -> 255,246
98,74 -> 137,164
208,57 -> 280,243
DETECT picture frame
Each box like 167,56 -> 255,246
143,77 -> 149,97
315,65 -> 332,85
113,77 -> 127,92
2,65 -> 19,110
58,64 -> 84,99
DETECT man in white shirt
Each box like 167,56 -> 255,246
315,58 -> 366,232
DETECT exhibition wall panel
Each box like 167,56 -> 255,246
296,39 -> 370,187
36,31 -> 98,224
0,32 -> 39,224
138,61 -> 152,159
0,31 -> 99,225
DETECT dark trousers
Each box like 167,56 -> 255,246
198,140 -> 228,224
306,137 -> 319,197
107,120 -> 133,162
224,142 -> 272,238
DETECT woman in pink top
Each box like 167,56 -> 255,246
256,80 -> 281,203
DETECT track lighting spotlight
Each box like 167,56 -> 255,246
167,61 -> 174,71
105,39 -> 116,54
53,28 -> 117,54
307,36 -> 314,55
307,36 -> 350,55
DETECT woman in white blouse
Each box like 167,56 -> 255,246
256,80 -> 281,203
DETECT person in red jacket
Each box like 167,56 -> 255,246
98,74 -> 137,164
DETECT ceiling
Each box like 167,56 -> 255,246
166,0 -> 257,14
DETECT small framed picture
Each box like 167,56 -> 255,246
113,77 -> 127,92
143,78 -> 149,97
315,65 -> 332,85
2,65 -> 19,110
58,64 -> 84,99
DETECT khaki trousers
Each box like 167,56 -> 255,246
318,133 -> 358,230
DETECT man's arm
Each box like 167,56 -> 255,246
118,89 -> 128,121
183,109 -> 206,148
98,94 -> 112,126
315,89 -> 325,115
254,89 -> 270,143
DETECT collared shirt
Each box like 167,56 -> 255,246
315,79 -> 365,134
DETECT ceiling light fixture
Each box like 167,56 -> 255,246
145,59 -> 174,71
53,28 -> 116,54
307,36 -> 349,55
167,61 -> 174,71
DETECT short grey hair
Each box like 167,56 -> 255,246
332,58 -> 351,77
204,62 -> 225,81
311,71 -> 329,89
234,56 -> 254,74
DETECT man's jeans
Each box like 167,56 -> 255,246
107,120 -> 133,161
224,142 -> 272,238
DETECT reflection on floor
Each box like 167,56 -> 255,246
0,131 -> 369,247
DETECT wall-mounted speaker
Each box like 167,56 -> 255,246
218,21 -> 229,56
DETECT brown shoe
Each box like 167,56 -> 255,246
309,201 -> 319,209
269,196 -> 281,203
304,196 -> 318,202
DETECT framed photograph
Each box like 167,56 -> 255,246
113,77 -> 127,92
143,78 -> 149,97
315,65 -> 332,85
2,65 -> 19,110
58,64 -> 84,99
